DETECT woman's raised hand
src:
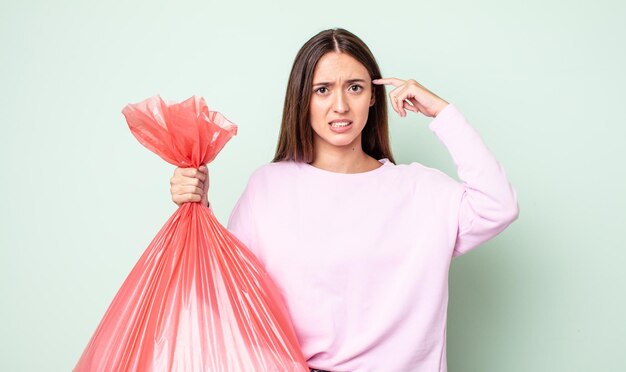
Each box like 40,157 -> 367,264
372,78 -> 449,118
170,165 -> 209,207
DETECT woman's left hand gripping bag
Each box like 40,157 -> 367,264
74,95 -> 308,372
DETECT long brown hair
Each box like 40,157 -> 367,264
272,28 -> 395,164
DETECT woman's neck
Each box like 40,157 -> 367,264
309,138 -> 381,174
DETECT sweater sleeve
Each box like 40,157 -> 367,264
428,103 -> 519,257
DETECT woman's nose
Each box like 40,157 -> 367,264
333,91 -> 349,113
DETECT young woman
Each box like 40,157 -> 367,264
170,28 -> 519,372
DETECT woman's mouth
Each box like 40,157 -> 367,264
329,120 -> 353,133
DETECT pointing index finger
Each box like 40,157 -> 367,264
372,77 -> 405,87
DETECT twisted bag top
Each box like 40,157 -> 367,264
122,94 -> 237,167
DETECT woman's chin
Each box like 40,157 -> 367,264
313,130 -> 362,150
326,135 -> 361,148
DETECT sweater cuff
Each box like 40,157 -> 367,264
428,103 -> 463,133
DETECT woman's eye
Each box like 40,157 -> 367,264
316,87 -> 328,94
350,85 -> 363,92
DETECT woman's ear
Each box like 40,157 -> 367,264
369,92 -> 375,107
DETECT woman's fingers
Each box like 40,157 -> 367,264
375,77 -> 405,116
173,193 -> 202,204
172,167 -> 207,184
181,167 -> 206,181
373,77 -> 405,87
198,165 -> 207,177
405,96 -> 428,114
171,184 -> 204,204
171,174 -> 203,187
171,166 -> 209,206
390,84 -> 413,117
376,76 -> 449,118
200,166 -> 209,207
388,88 -> 400,116
397,85 -> 413,117
377,77 -> 414,117
178,184 -> 204,195
389,86 -> 408,116
173,166 -> 205,180
403,100 -> 418,113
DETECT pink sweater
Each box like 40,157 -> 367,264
226,103 -> 519,372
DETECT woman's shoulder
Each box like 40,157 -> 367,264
250,160 -> 298,177
390,160 -> 462,190
243,160 -> 299,186
397,161 -> 448,176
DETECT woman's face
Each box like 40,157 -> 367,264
309,52 -> 375,152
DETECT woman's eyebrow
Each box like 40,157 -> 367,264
313,78 -> 368,86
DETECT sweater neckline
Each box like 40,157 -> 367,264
297,158 -> 393,177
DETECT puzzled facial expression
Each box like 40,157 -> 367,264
309,52 -> 375,150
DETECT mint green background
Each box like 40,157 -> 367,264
1,0 -> 624,371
